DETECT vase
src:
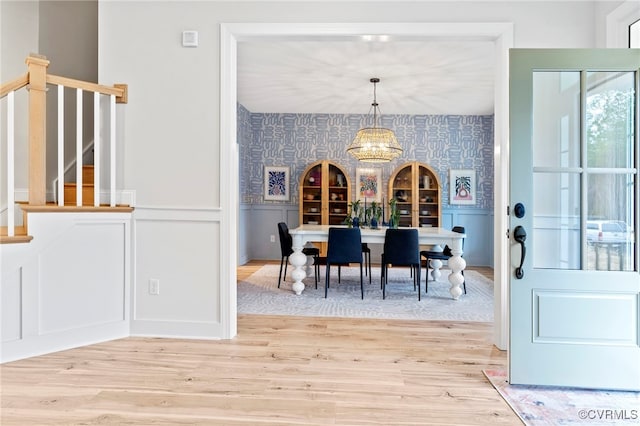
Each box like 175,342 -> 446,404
389,216 -> 398,229
352,217 -> 360,228
370,218 -> 378,229
423,175 -> 431,189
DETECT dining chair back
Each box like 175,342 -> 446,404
277,222 -> 319,288
420,226 -> 466,294
381,228 -> 421,300
325,227 -> 364,299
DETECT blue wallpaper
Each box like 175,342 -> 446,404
238,104 -> 494,210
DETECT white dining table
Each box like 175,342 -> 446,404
289,224 -> 467,299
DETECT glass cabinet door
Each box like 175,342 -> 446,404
328,164 -> 349,225
389,162 -> 441,227
418,165 -> 440,228
300,164 -> 323,225
299,161 -> 351,227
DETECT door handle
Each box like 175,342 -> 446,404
513,226 -> 527,279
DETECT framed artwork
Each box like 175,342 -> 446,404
355,167 -> 382,203
264,166 -> 290,201
449,169 -> 476,205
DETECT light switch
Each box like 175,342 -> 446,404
149,278 -> 160,295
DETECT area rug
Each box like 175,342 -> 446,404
484,369 -> 640,425
237,264 -> 494,322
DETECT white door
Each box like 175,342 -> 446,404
510,49 -> 640,391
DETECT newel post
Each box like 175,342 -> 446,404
26,54 -> 50,206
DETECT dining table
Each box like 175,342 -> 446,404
288,224 -> 467,299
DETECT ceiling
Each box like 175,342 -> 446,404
237,39 -> 496,116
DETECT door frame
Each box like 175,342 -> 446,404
219,22 -> 514,346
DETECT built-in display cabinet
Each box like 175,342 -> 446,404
299,160 -> 351,226
388,161 -> 441,228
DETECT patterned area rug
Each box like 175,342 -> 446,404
238,264 -> 494,322
484,369 -> 640,425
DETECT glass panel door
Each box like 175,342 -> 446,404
532,70 -> 636,271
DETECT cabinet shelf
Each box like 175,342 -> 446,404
299,160 -> 351,229
389,161 -> 441,228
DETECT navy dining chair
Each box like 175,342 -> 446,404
381,228 -> 421,300
325,227 -> 364,299
277,222 -> 319,288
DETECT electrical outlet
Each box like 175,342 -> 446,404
270,235 -> 276,243
149,279 -> 160,295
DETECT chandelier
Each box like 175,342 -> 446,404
346,77 -> 403,162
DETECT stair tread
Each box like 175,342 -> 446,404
0,235 -> 33,244
0,226 -> 32,244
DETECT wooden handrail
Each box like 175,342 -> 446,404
1,53 -> 128,213
0,67 -> 128,103
0,73 -> 29,98
47,74 -> 127,103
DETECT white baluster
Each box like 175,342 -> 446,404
57,85 -> 64,206
94,92 -> 100,206
7,91 -> 15,236
110,95 -> 116,206
76,88 -> 83,206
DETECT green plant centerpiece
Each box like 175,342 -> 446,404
367,201 -> 382,229
348,199 -> 362,228
388,198 -> 399,228
343,202 -> 354,227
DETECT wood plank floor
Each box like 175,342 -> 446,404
0,262 -> 516,425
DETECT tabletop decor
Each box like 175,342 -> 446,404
388,198 -> 399,228
346,199 -> 363,227
264,166 -> 290,201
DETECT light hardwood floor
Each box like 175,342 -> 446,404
0,261 -> 516,425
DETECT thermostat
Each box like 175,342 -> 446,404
182,31 -> 199,47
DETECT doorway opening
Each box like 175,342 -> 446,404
220,22 -> 514,347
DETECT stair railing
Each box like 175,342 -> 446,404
0,54 -> 127,237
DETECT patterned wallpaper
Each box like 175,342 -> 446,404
238,104 -> 494,210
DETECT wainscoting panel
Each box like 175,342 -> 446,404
38,222 -> 127,334
1,267 -> 22,343
131,207 -> 222,338
0,212 -> 132,363
443,208 -> 494,267
239,204 -> 251,265
247,204 -> 299,261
